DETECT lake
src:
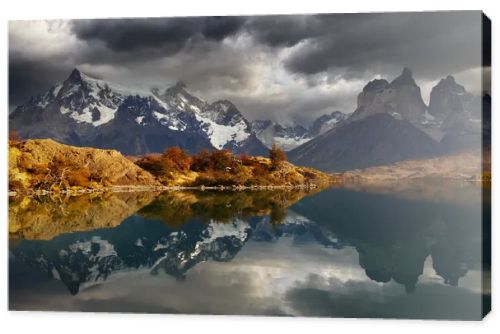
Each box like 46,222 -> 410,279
8,181 -> 490,319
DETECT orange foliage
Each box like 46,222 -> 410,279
162,147 -> 191,172
252,163 -> 268,177
269,144 -> 287,170
191,149 -> 213,172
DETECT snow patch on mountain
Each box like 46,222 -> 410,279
273,136 -> 311,150
135,116 -> 145,125
195,113 -> 250,149
152,111 -> 187,131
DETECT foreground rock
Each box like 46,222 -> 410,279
9,139 -> 159,194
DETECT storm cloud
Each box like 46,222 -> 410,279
284,12 -> 482,80
9,11 -> 485,122
71,16 -> 246,52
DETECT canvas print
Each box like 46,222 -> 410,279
8,11 -> 491,319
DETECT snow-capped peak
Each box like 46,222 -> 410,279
55,68 -> 144,126
152,83 -> 252,150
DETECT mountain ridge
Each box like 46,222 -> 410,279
10,68 -> 268,156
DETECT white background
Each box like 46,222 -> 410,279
0,0 -> 498,332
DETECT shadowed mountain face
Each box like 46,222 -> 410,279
289,113 -> 439,172
9,182 -> 486,306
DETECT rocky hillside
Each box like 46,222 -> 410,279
9,139 -> 159,193
9,138 -> 333,194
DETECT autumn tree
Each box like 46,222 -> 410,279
162,147 -> 191,172
191,149 -> 213,172
269,144 -> 287,170
209,149 -> 235,171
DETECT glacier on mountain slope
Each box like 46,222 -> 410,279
194,113 -> 250,149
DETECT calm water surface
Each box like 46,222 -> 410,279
9,181 -> 490,319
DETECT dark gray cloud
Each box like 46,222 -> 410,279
71,16 -> 245,52
9,12 -> 485,122
284,12 -> 482,81
9,60 -> 72,110
244,15 -> 327,47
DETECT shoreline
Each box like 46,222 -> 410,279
8,175 -> 488,198
8,182 -> 329,198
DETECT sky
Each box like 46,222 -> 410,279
8,11 -> 485,124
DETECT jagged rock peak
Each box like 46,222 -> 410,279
428,75 -> 472,117
433,75 -> 467,93
362,79 -> 389,92
67,68 -> 100,82
389,67 -> 417,87
444,75 -> 456,83
68,67 -> 82,81
173,80 -> 187,89
211,99 -> 235,108
161,80 -> 189,97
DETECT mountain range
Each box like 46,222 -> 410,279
9,67 -> 487,172
289,68 -> 486,171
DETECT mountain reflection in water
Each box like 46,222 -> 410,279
9,182 -> 490,319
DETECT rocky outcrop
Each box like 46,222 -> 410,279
9,139 -> 159,192
349,68 -> 427,123
428,75 -> 475,119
